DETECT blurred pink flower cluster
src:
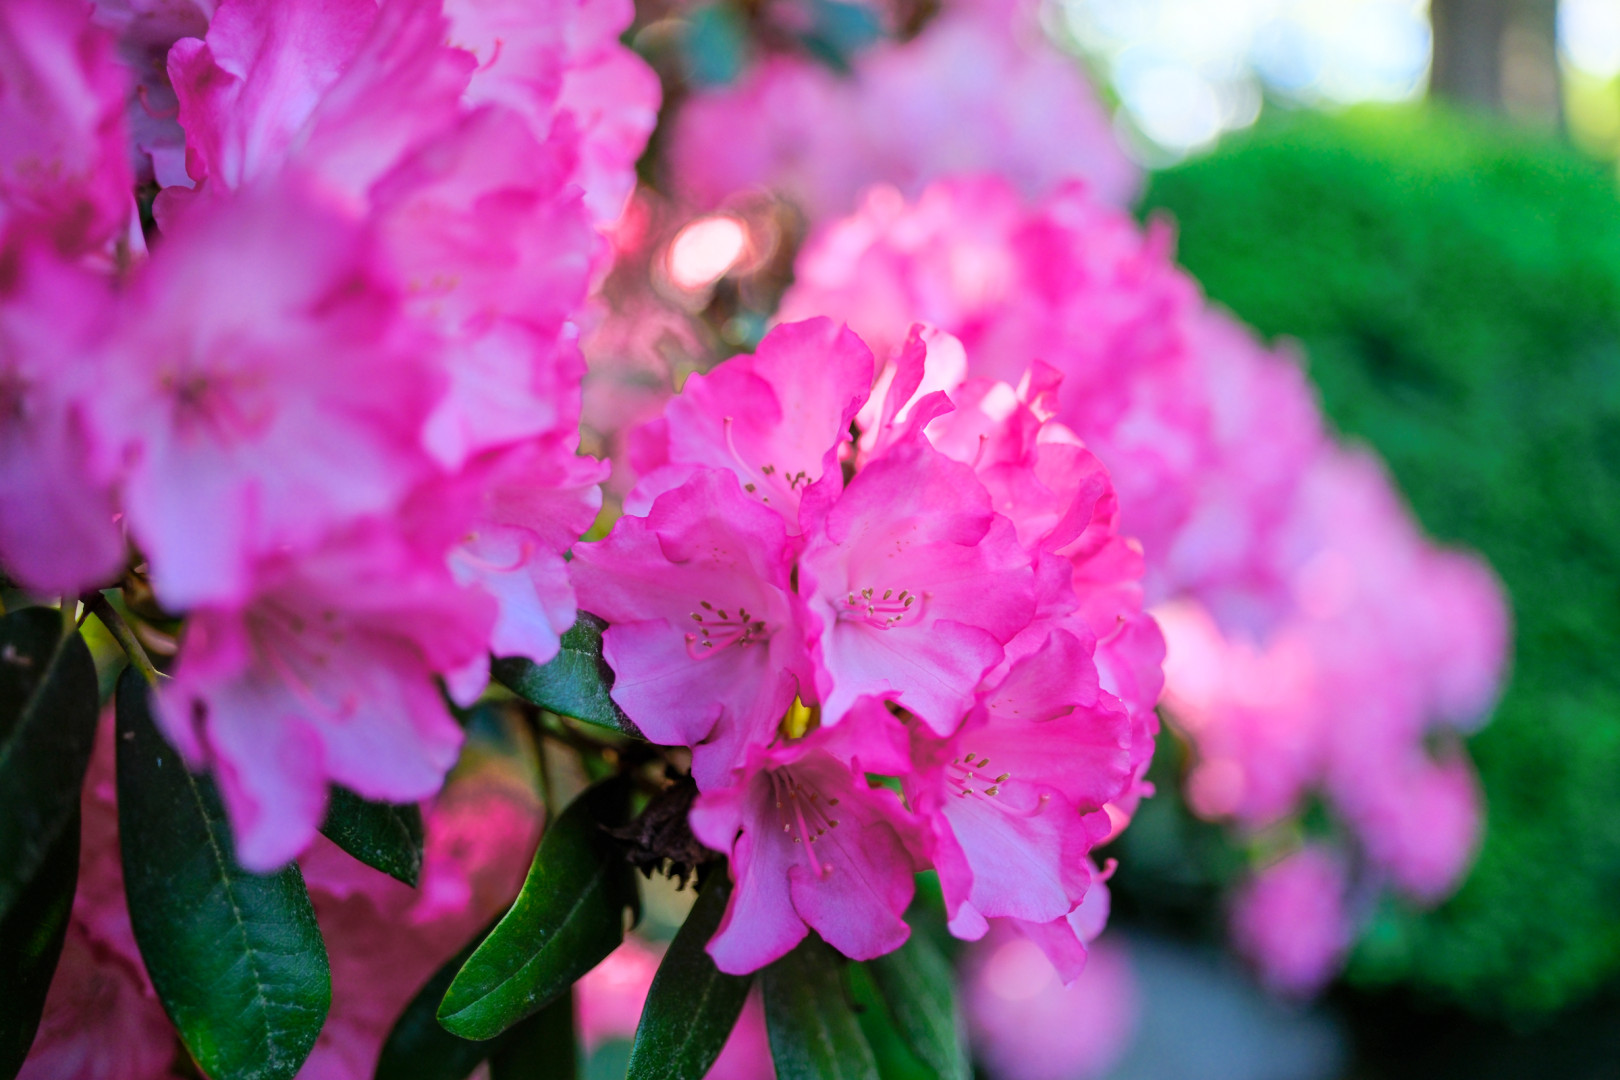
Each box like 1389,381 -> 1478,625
964,925 -> 1138,1080
668,0 -> 1138,223
21,715 -> 544,1080
0,0 -> 658,869
574,315 -> 1160,975
772,175 -> 1509,996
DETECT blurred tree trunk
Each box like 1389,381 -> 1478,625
1429,0 -> 1563,130
1431,0 -> 1508,108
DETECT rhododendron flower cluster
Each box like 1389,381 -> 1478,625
572,315 -> 1161,976
0,0 -> 657,869
669,0 -> 1138,224
2,0 -> 1520,1073
777,175 -> 1509,995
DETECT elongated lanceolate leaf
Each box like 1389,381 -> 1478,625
864,934 -> 970,1080
438,777 -> 638,1041
320,786 -> 424,886
373,923 -> 579,1080
0,810 -> 78,1078
763,935 -> 880,1080
627,868 -> 752,1080
116,669 -> 330,1080
490,614 -> 642,737
0,607 -> 99,920
489,988 -> 577,1080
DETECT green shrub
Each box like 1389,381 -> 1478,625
1143,105 -> 1620,1017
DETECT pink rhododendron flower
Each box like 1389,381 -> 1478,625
0,0 -> 133,258
571,467 -> 812,787
156,523 -> 494,871
908,630 -> 1128,930
449,435 -> 608,674
166,0 -> 380,193
782,177 -> 1305,622
690,736 -> 921,974
1335,750 -> 1484,905
627,318 -> 875,526
1157,600 -> 1323,827
87,0 -> 215,191
783,173 -> 1507,993
0,0 -> 654,874
444,0 -> 661,224
1230,847 -> 1352,999
88,179 -> 442,609
369,104 -> 595,467
670,2 -> 1136,224
964,927 -> 1138,1080
0,243 -> 125,594
799,430 -> 1035,732
583,316 -> 1149,972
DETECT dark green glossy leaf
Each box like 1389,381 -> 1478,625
490,614 -> 642,738
627,869 -> 752,1080
374,927 -> 578,1080
0,607 -> 98,920
762,935 -> 879,1080
438,777 -> 638,1040
0,809 -> 78,1078
374,921 -> 500,1080
863,935 -> 969,1080
320,786 -> 424,886
116,668 -> 330,1080
846,965 -> 929,1080
489,988 -> 576,1080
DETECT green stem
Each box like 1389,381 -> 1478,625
84,591 -> 162,686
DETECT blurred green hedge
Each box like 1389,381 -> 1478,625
1143,105 -> 1620,1017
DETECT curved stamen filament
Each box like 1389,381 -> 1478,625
686,599 -> 767,659
769,768 -> 843,879
843,586 -> 924,629
947,753 -> 1045,815
722,417 -> 808,502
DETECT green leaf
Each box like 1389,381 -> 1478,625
116,668 -> 330,1080
0,606 -> 99,920
374,922 -> 501,1080
438,776 -> 638,1040
0,809 -> 78,1078
627,868 -> 752,1080
762,935 -> 880,1080
862,935 -> 969,1080
374,928 -> 579,1080
489,988 -> 576,1080
320,786 -> 424,887
490,614 -> 642,738
846,965 -> 930,1080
